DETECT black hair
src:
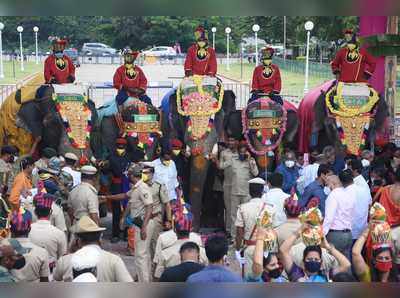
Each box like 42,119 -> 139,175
303,245 -> 322,261
179,241 -> 200,255
268,172 -> 283,188
263,252 -> 278,268
331,272 -> 357,282
338,169 -> 354,186
249,183 -> 264,198
72,267 -> 97,279
317,164 -> 333,177
81,173 -> 95,180
34,206 -> 51,219
176,230 -> 190,239
344,154 -> 357,163
20,156 -> 34,170
349,159 -> 363,174
395,168 -> 400,183
76,231 -> 102,243
65,158 -> 76,166
371,246 -> 399,282
205,235 -> 228,263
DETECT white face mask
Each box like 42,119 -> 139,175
344,164 -> 348,170
285,160 -> 295,168
263,185 -> 269,194
361,159 -> 370,168
324,186 -> 331,196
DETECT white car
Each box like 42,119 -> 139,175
142,46 -> 177,58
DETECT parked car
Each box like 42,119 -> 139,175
64,48 -> 80,67
81,43 -> 117,56
142,46 -> 177,59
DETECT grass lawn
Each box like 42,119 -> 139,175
217,62 -> 330,98
0,61 -> 43,84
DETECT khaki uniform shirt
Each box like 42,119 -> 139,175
68,182 -> 99,221
275,218 -> 302,247
29,220 -> 67,263
219,149 -> 237,186
148,181 -> 169,215
154,238 -> 208,279
235,198 -> 277,241
127,180 -> 153,219
230,157 -> 259,196
53,244 -> 133,282
290,242 -> 339,273
9,237 -> 50,282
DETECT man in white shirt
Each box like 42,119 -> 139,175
301,154 -> 326,189
323,171 -> 355,260
348,159 -> 371,194
62,152 -> 81,188
262,172 -> 290,227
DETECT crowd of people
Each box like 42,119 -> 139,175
0,139 -> 399,283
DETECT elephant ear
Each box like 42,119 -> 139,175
17,101 -> 43,138
283,110 -> 299,144
225,110 -> 242,140
313,91 -> 327,132
374,95 -> 389,130
222,90 -> 236,115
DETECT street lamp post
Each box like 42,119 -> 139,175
225,27 -> 231,71
33,26 -> 39,64
0,22 -> 4,79
17,26 -> 24,71
252,24 -> 260,65
304,21 -> 314,95
211,27 -> 216,49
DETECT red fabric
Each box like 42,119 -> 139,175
251,64 -> 281,94
113,65 -> 148,96
377,186 -> 400,227
116,138 -> 127,145
298,80 -> 336,153
44,55 -> 75,84
184,44 -> 217,76
171,138 -> 183,149
282,100 -> 297,113
330,47 -> 376,83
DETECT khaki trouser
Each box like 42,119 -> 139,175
231,194 -> 250,238
243,245 -> 256,278
150,215 -> 163,261
134,218 -> 156,282
223,184 -> 232,234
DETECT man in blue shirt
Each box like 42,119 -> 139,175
187,235 -> 242,283
299,164 -> 333,216
323,146 -> 345,175
275,151 -> 300,193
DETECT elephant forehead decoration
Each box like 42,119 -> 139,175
177,75 -> 224,153
52,84 -> 92,150
325,82 -> 379,155
242,97 -> 287,156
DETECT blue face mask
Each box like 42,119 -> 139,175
54,52 -> 64,58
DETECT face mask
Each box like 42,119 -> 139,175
262,59 -> 272,66
304,260 -> 321,273
347,43 -> 357,51
323,186 -> 331,196
372,179 -> 383,186
116,148 -> 125,156
197,41 -> 207,48
162,160 -> 171,166
344,164 -> 348,170
361,159 -> 370,168
141,173 -> 150,183
239,153 -> 247,161
263,185 -> 269,194
394,157 -> 400,166
285,160 -> 295,168
172,150 -> 181,156
54,52 -> 64,58
13,256 -> 26,270
375,260 -> 392,273
268,267 -> 283,279
8,155 -> 16,163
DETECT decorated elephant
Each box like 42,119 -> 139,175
298,80 -> 389,154
162,75 -> 236,231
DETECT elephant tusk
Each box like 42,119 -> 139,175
211,143 -> 218,156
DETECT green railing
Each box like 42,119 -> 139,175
273,57 -> 332,80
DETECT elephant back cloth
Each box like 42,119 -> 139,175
176,75 -> 224,155
118,98 -> 161,160
242,97 -> 287,156
0,73 -> 44,155
324,82 -> 379,155
52,84 -> 92,150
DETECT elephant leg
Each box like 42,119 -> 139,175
189,155 -> 210,232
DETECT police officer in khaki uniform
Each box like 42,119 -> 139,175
53,215 -> 133,282
67,165 -> 100,226
230,143 -> 259,238
142,165 -> 173,259
235,177 -> 277,277
105,164 -> 154,282
7,208 -> 50,282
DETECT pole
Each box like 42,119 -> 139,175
213,32 -> 215,49
240,42 -> 243,80
304,30 -> 310,95
255,31 -> 258,65
283,16 -> 287,60
226,33 -> 230,71
0,29 -> 3,79
19,32 -> 24,71
35,32 -> 39,64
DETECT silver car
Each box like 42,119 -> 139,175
81,43 -> 117,56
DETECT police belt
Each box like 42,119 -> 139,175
244,239 -> 257,246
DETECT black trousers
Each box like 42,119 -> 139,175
111,200 -> 121,238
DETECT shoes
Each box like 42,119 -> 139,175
111,237 -> 120,243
